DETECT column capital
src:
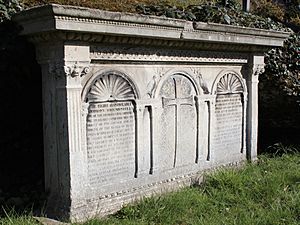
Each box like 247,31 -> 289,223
36,43 -> 91,80
48,61 -> 90,83
242,54 -> 265,81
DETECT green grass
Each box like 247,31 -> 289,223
1,153 -> 299,225
0,208 -> 39,225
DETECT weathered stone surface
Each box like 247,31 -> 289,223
213,73 -> 246,163
13,4 -> 290,222
159,74 -> 197,170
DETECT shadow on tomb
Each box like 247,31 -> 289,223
0,20 -> 45,213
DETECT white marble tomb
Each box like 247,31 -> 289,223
14,4 -> 290,222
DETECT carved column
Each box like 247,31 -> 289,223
195,96 -> 211,164
195,96 -> 202,163
151,100 -> 163,174
134,102 -> 144,177
244,54 -> 264,161
36,42 -> 90,219
241,92 -> 248,155
208,97 -> 216,162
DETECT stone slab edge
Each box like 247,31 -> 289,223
13,4 -> 290,47
34,217 -> 70,225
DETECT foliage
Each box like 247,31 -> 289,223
266,143 -> 299,156
21,0 -> 163,13
136,0 -> 290,31
0,0 -> 22,22
252,0 -> 300,27
250,1 -> 299,137
258,33 -> 300,147
262,34 -> 300,97
251,0 -> 285,21
21,0 -> 211,12
251,0 -> 300,147
285,0 -> 300,26
0,0 -> 290,32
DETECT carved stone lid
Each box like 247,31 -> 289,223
13,4 -> 290,50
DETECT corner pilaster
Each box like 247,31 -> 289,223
243,54 -> 264,161
36,42 -> 91,220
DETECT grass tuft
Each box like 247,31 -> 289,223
0,207 -> 39,225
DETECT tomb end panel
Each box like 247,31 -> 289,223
212,72 -> 247,163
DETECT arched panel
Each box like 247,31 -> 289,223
217,73 -> 244,94
84,72 -> 137,191
211,71 -> 246,95
87,74 -> 135,102
158,74 -> 197,170
83,70 -> 139,102
213,72 -> 246,162
154,70 -> 199,98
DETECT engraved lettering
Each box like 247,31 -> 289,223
214,94 -> 243,152
86,101 -> 135,186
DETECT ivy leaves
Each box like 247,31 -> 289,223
136,1 -> 290,32
264,34 -> 300,97
136,1 -> 299,100
0,0 -> 22,22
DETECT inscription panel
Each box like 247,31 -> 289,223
86,101 -> 135,188
214,94 -> 243,155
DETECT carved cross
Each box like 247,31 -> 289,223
162,78 -> 194,167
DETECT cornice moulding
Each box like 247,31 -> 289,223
13,4 -> 291,50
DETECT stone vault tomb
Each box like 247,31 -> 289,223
14,4 -> 289,222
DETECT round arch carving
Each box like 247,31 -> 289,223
211,71 -> 246,95
154,71 -> 199,98
82,70 -> 140,102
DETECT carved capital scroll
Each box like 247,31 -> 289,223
242,54 -> 265,80
64,62 -> 90,77
49,61 -> 90,78
253,64 -> 265,76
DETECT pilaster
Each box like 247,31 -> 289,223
243,54 -> 265,161
36,42 -> 91,219
208,97 -> 216,163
